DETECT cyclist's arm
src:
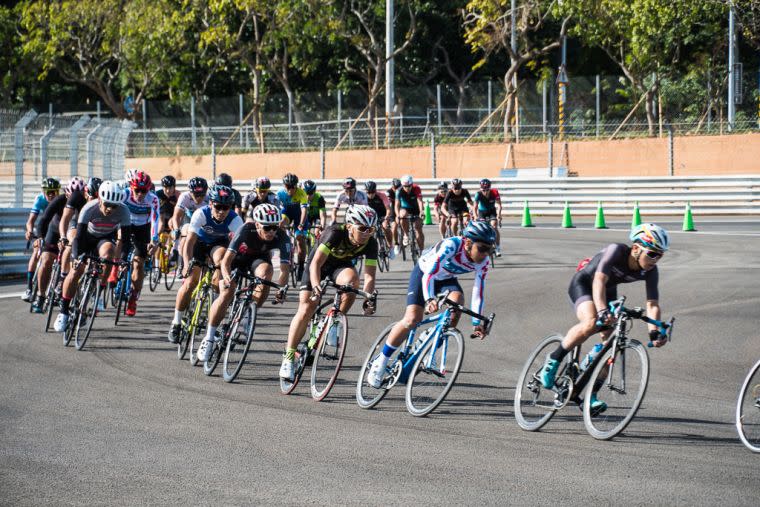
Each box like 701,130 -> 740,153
645,300 -> 662,332
59,207 -> 75,238
170,204 -> 184,232
182,232 -> 197,268
150,194 -> 161,241
362,264 -> 376,294
330,196 -> 340,224
419,239 -> 456,301
471,266 -> 487,326
299,205 -> 308,229
220,249 -> 236,284
591,271 -> 610,313
26,211 -> 37,238
310,246 -> 330,290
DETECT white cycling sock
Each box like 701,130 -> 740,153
172,310 -> 182,325
206,325 -> 218,341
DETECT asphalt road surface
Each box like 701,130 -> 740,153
2,223 -> 759,505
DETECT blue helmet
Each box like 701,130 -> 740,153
208,184 -> 235,205
629,223 -> 670,252
303,180 -> 317,193
463,220 -> 497,245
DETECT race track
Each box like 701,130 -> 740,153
2,222 -> 759,505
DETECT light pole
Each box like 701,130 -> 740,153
385,0 -> 394,120
728,2 -> 735,130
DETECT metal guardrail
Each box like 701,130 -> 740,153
0,208 -> 29,277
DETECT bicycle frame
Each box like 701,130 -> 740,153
394,309 -> 453,385
187,267 -> 214,332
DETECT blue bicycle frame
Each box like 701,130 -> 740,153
114,249 -> 153,300
393,307 -> 455,385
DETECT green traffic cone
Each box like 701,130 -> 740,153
594,201 -> 608,229
562,201 -> 575,228
682,201 -> 696,231
521,200 -> 534,227
631,201 -> 642,228
423,199 -> 433,225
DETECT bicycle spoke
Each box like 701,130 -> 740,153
406,329 -> 464,416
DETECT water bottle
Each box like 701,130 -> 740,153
580,343 -> 604,371
412,328 -> 434,354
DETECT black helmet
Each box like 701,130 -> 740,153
391,178 -> 401,189
364,180 -> 377,192
303,180 -> 317,193
161,175 -> 176,187
256,176 -> 271,190
215,172 -> 233,187
480,178 -> 491,189
343,177 -> 356,190
86,177 -> 102,197
188,177 -> 208,195
437,181 -> 448,191
41,177 -> 60,191
208,184 -> 235,205
451,178 -> 462,189
283,173 -> 299,187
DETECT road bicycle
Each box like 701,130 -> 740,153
398,215 -> 421,263
280,279 -> 377,401
736,357 -> 760,453
42,246 -> 64,332
203,270 -> 287,382
514,296 -> 674,440
356,291 -> 495,416
148,231 -> 178,291
176,261 -> 216,366
375,226 -> 391,272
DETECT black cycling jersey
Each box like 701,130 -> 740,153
228,223 -> 292,266
367,194 -> 387,219
155,189 -> 179,216
34,194 -> 67,238
444,189 -> 472,213
314,224 -> 378,267
571,243 -> 659,303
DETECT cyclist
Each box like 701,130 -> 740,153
167,185 -> 242,343
539,223 -> 671,414
303,180 -> 326,230
196,203 -> 292,361
433,182 -> 448,239
242,176 -> 280,218
364,180 -> 394,259
473,178 -> 502,257
386,178 -> 401,254
23,178 -> 60,302
155,175 -> 179,233
122,170 -> 160,317
169,177 -> 209,262
279,205 -> 379,381
53,181 -> 130,332
366,220 -> 496,388
394,174 -> 424,255
330,177 -> 368,224
59,178 -> 101,288
277,173 -> 309,281
215,172 -> 243,215
443,178 -> 474,237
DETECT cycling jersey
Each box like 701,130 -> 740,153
569,243 -> 659,307
189,206 -> 243,245
231,187 -> 243,209
396,185 -> 422,213
316,224 -> 378,267
65,189 -> 88,226
333,190 -> 368,210
228,224 -> 292,267
433,192 -> 446,209
474,189 -> 500,214
366,192 -> 389,219
386,187 -> 398,217
444,189 -> 472,214
177,191 -> 210,219
30,193 -> 50,215
306,192 -> 326,221
34,194 -> 67,239
276,187 -> 308,224
71,200 -> 131,257
242,191 -> 280,213
155,189 -> 179,216
124,189 -> 160,240
417,237 -> 489,325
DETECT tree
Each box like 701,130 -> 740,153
463,0 -> 569,139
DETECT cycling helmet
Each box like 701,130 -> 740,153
437,181 -> 448,191
124,168 -> 139,182
391,178 -> 401,189
463,220 -> 497,246
343,177 -> 357,190
480,178 -> 491,189
41,177 -> 60,191
208,184 -> 235,205
345,205 -> 377,228
629,223 -> 670,253
364,181 -> 377,193
283,173 -> 299,187
215,172 -> 233,187
400,175 -> 413,186
188,177 -> 208,194
86,177 -> 102,197
303,180 -> 317,193
256,176 -> 271,190
65,177 -> 86,196
451,178 -> 463,189
99,180 -> 126,205
161,175 -> 176,187
129,170 -> 152,191
251,203 -> 281,225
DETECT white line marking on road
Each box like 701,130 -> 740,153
0,292 -> 23,299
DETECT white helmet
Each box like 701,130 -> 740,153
629,223 -> 670,252
99,180 -> 127,205
400,174 -> 413,186
124,168 -> 139,182
345,205 -> 377,228
251,203 -> 281,225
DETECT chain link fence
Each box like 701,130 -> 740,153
0,109 -> 136,206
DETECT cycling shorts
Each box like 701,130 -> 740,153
406,264 -> 463,307
567,271 -> 617,310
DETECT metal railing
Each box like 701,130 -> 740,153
0,208 -> 30,277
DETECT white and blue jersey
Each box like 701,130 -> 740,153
417,237 -> 489,324
30,193 -> 50,215
189,205 -> 243,245
123,188 -> 160,239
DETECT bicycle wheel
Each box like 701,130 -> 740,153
74,279 -> 100,351
583,339 -> 649,440
223,301 -> 257,383
189,289 -> 211,367
165,251 -> 178,290
356,323 -> 400,409
113,275 -> 127,326
405,329 -> 465,417
28,269 -> 39,313
176,304 -> 193,360
514,334 -> 571,431
737,359 -> 760,453
148,257 -> 160,291
44,262 -> 61,332
310,312 -> 348,401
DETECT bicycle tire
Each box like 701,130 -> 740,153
113,275 -> 127,326
582,339 -> 649,440
405,328 -> 465,417
189,289 -> 211,367
44,262 -> 61,332
737,358 -> 760,453
148,258 -> 160,292
28,268 -> 39,313
310,312 -> 348,401
280,302 -> 330,395
356,322 -> 398,409
223,301 -> 258,383
75,280 -> 100,351
165,254 -> 178,290
514,334 -> 567,432
176,304 -> 193,360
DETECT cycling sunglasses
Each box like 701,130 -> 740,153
354,225 -> 375,234
284,184 -> 296,190
261,224 -> 278,232
103,203 -> 117,210
213,204 -> 231,211
474,242 -> 494,254
644,249 -> 663,260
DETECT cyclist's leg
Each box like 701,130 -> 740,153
36,242 -> 57,301
414,215 -> 424,250
333,266 -> 360,313
382,218 -> 392,246
437,210 -> 447,239
399,209 -> 410,239
208,272 -> 236,329
283,283 -> 320,356
490,216 -> 500,247
449,213 -> 458,236
252,258 -> 274,306
61,227 -> 76,276
390,214 -> 399,246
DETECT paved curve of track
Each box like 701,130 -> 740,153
2,222 -> 759,505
